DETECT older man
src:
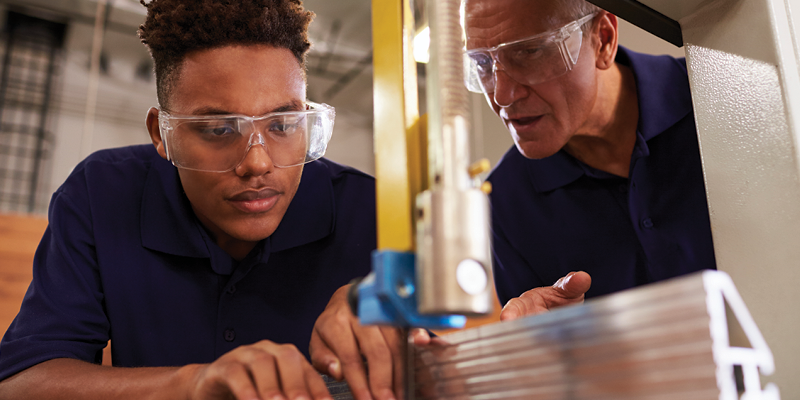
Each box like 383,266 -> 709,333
465,0 -> 715,319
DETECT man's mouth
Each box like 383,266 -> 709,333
507,115 -> 543,130
228,188 -> 281,213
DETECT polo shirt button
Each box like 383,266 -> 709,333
641,218 -> 654,229
224,329 -> 236,342
227,285 -> 236,294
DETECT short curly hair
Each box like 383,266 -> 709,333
138,0 -> 314,109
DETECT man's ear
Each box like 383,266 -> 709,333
146,107 -> 168,160
593,11 -> 619,70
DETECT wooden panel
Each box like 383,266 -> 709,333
0,213 -> 113,365
0,213 -> 48,335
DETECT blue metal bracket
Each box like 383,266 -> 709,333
356,250 -> 467,330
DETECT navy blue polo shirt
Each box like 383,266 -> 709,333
0,145 -> 375,380
488,46 -> 716,303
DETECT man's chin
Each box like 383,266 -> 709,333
224,218 -> 281,243
515,141 -> 560,160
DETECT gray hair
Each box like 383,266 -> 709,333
551,0 -> 602,31
462,0 -> 603,36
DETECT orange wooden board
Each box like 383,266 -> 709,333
0,213 -> 48,335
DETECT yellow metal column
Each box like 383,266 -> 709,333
371,0 -> 424,251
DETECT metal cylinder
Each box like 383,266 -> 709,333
426,0 -> 472,190
417,0 -> 494,317
416,188 -> 493,316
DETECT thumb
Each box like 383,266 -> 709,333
410,328 -> 431,346
553,271 -> 592,299
309,335 -> 343,380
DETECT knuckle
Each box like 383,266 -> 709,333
277,344 -> 302,360
333,308 -> 354,324
251,350 -> 275,364
366,345 -> 392,363
215,362 -> 240,378
338,351 -> 364,366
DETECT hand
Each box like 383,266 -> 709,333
500,271 -> 592,321
186,340 -> 331,400
309,284 -> 431,400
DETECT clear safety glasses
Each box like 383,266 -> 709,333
158,102 -> 335,172
463,12 -> 598,94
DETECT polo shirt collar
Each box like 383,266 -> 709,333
617,46 -> 693,141
526,151 -> 585,193
525,46 -> 693,193
269,161 -> 336,252
140,159 -> 335,261
140,158 -> 209,258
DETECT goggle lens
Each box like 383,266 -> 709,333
464,12 -> 595,93
159,102 -> 334,172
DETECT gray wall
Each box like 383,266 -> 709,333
0,3 -> 685,214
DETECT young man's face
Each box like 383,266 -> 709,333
465,0 -> 600,159
149,45 -> 306,259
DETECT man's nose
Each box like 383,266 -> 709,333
492,69 -> 527,108
235,133 -> 274,176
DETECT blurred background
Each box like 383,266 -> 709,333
0,0 -> 683,215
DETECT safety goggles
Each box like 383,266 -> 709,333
158,102 -> 334,172
463,12 -> 598,93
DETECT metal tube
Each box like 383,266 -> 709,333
416,0 -> 493,316
426,0 -> 471,190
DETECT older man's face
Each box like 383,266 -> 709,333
465,0 -> 600,159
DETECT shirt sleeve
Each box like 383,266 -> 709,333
0,176 -> 110,381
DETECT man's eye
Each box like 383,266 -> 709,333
197,122 -> 237,137
268,122 -> 299,135
473,55 -> 492,73
514,46 -> 544,59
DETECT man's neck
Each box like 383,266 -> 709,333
564,63 -> 639,178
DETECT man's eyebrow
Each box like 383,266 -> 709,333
189,107 -> 232,116
189,100 -> 305,116
271,100 -> 305,113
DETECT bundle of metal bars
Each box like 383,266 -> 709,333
409,270 -> 778,400
325,270 -> 777,399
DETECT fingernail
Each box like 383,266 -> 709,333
294,396 -> 310,400
328,360 -> 341,377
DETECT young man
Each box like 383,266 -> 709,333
309,0 -> 717,397
0,0 -> 374,399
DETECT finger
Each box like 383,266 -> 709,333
218,363 -> 262,400
247,350 -> 284,400
555,271 -> 592,298
410,328 -> 431,346
380,327 -> 405,400
356,327 -> 396,400
304,363 -> 334,400
316,322 -> 372,400
500,297 -> 526,321
273,345 -> 315,400
310,331 -> 342,380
